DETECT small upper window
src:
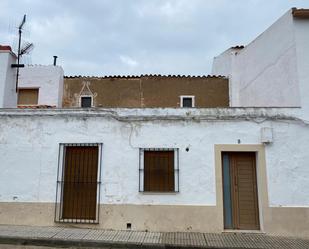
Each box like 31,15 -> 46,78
81,96 -> 92,108
18,88 -> 39,105
180,96 -> 195,108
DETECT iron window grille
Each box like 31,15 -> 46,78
139,148 -> 179,193
55,143 -> 102,224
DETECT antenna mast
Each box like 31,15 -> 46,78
16,15 -> 26,92
12,15 -> 34,92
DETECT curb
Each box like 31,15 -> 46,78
0,236 -> 227,249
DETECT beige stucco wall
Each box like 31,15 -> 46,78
0,202 -> 308,238
0,203 -> 221,232
63,76 -> 229,108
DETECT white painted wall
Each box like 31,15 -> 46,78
211,9 -> 306,111
234,10 -> 300,108
294,17 -> 309,120
212,48 -> 234,77
19,65 -> 64,107
0,50 -> 17,108
0,108 -> 308,207
212,47 -> 242,106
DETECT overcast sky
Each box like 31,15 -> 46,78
1,0 -> 309,76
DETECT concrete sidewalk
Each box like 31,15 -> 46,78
0,225 -> 308,249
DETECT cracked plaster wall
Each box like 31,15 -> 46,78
212,9 -> 309,118
0,108 -> 308,208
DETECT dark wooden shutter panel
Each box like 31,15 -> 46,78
18,89 -> 39,105
62,146 -> 98,220
144,151 -> 174,192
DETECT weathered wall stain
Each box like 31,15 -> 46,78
63,76 -> 229,108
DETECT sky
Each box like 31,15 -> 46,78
1,0 -> 309,76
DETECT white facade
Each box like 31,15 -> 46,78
0,108 -> 307,207
0,47 -> 17,108
19,65 -> 64,107
0,8 -> 308,237
212,9 -> 309,119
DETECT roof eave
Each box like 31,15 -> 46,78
292,8 -> 309,19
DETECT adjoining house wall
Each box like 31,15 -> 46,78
212,46 -> 244,77
63,76 -> 229,108
294,17 -> 309,119
234,9 -> 300,107
0,48 -> 17,108
212,47 -> 243,105
212,49 -> 234,77
211,9 -> 302,109
63,77 -> 141,108
0,108 -> 308,237
19,65 -> 64,107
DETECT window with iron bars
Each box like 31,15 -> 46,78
55,143 -> 102,224
139,148 -> 179,192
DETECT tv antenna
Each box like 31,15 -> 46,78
11,14 -> 34,92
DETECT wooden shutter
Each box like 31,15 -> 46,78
144,151 -> 174,192
62,146 -> 98,220
18,89 -> 39,105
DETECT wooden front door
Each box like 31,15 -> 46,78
62,146 -> 99,220
222,152 -> 260,230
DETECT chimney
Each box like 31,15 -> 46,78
53,55 -> 58,66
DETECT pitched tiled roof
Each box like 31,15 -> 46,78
292,8 -> 309,18
0,45 -> 17,57
231,45 -> 245,49
18,105 -> 56,109
0,45 -> 12,51
64,74 -> 226,79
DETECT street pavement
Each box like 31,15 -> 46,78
0,225 -> 308,248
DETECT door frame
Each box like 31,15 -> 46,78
54,143 -> 103,224
215,144 -> 269,232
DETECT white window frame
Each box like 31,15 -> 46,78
180,95 -> 195,108
79,95 -> 93,108
139,148 -> 179,193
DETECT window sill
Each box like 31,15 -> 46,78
223,229 -> 264,234
55,219 -> 99,224
140,191 -> 179,195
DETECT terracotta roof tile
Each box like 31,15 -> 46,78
18,105 -> 56,109
231,45 -> 245,49
0,45 -> 12,51
292,8 -> 309,18
64,74 -> 226,79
